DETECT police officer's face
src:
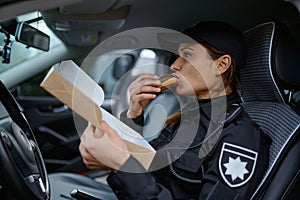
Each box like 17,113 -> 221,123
170,43 -> 224,99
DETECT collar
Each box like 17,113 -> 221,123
199,92 -> 241,124
180,92 -> 241,125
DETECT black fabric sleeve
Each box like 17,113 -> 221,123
120,110 -> 144,134
107,156 -> 173,200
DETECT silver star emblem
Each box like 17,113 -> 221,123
223,156 -> 249,181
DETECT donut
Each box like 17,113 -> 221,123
158,74 -> 178,90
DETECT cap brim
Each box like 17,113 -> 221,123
156,32 -> 199,54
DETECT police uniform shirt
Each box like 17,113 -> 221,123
107,92 -> 271,200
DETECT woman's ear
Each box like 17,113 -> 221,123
216,54 -> 231,75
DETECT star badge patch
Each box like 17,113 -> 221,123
219,142 -> 258,187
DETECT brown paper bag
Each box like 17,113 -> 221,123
40,60 -> 155,169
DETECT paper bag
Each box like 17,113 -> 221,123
40,60 -> 155,169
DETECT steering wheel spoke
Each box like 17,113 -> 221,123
25,174 -> 47,198
0,81 -> 50,200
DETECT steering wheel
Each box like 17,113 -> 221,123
0,81 -> 49,200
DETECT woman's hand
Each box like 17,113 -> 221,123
79,141 -> 111,170
79,122 -> 130,171
127,74 -> 161,118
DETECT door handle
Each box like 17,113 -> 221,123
38,104 -> 69,113
52,105 -> 68,113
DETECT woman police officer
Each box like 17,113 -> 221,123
51,21 -> 271,200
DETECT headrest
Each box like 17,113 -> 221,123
271,22 -> 300,89
241,21 -> 300,103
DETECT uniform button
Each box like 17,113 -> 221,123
174,154 -> 180,159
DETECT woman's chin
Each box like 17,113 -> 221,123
175,85 -> 198,97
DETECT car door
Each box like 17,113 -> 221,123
12,71 -> 88,174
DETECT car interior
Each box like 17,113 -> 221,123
0,0 -> 299,199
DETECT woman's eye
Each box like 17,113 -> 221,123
182,52 -> 191,58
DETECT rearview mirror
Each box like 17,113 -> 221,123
15,22 -> 50,51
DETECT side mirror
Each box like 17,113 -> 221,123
15,22 -> 50,51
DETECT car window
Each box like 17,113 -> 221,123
0,11 -> 63,73
98,49 -> 158,99
16,49 -> 159,98
17,71 -> 50,97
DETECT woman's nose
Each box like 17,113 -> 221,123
170,57 -> 184,71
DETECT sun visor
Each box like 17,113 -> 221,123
41,5 -> 130,46
59,0 -> 116,14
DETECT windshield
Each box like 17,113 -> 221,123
0,11 -> 63,73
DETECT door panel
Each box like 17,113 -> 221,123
16,96 -> 88,173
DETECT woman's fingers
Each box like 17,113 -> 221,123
127,74 -> 162,118
131,85 -> 161,96
129,74 -> 160,93
79,122 -> 130,170
79,137 -> 112,170
100,121 -> 129,151
132,74 -> 160,85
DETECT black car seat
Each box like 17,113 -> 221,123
240,21 -> 300,200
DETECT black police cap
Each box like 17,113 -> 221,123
157,21 -> 247,67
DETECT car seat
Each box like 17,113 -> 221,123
240,21 -> 300,199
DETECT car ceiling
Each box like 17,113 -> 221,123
42,0 -> 300,46
1,0 -> 300,48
